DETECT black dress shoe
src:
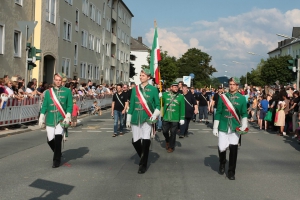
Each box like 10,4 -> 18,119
228,172 -> 235,180
52,161 -> 60,168
138,165 -> 146,174
219,165 -> 225,175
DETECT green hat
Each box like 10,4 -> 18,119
141,68 -> 151,76
171,82 -> 178,86
55,72 -> 64,79
232,77 -> 240,84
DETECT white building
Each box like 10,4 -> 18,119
130,37 -> 150,84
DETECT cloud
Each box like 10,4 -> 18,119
144,8 -> 300,77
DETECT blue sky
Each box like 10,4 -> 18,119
124,0 -> 300,78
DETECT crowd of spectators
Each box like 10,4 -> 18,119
0,75 -> 131,99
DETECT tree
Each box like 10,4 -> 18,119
260,55 -> 295,85
159,51 -> 179,87
177,48 -> 216,86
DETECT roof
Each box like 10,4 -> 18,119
130,37 -> 150,51
120,0 -> 134,17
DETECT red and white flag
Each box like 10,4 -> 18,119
150,27 -> 161,84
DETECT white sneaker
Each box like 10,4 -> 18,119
283,132 -> 287,136
292,135 -> 298,139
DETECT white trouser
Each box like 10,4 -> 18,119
46,124 -> 64,141
131,122 -> 152,142
218,128 -> 239,152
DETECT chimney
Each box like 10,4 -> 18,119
138,37 -> 142,43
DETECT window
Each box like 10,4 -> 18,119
75,9 -> 79,31
117,27 -> 121,39
15,0 -> 23,6
63,20 -> 72,41
96,38 -> 101,53
0,24 -> 4,54
62,58 -> 71,77
103,2 -> 106,19
14,30 -> 21,57
46,0 -> 56,24
94,66 -> 100,80
89,34 -> 94,50
74,43 -> 78,65
89,3 -> 96,21
97,9 -> 101,25
102,28 -> 105,45
105,43 -> 110,56
87,64 -> 93,79
106,18 -> 111,32
102,54 -> 104,69
80,62 -> 86,78
82,0 -> 89,16
81,30 -> 88,47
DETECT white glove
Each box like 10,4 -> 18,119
150,109 -> 161,121
159,92 -> 162,98
63,113 -> 71,124
39,114 -> 45,128
126,114 -> 132,128
179,120 -> 185,125
240,117 -> 248,131
213,120 -> 219,137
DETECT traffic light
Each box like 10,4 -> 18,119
27,43 -> 42,70
287,59 -> 294,70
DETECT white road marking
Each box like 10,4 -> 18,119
100,128 -> 111,129
87,131 -> 102,133
69,131 -> 82,132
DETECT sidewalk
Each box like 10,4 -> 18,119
0,108 -> 111,138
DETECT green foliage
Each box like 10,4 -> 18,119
159,51 -> 179,87
177,48 -> 217,86
260,55 -> 295,85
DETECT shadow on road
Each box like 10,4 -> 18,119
204,154 -> 219,173
154,133 -> 182,149
283,136 -> 300,152
29,179 -> 74,200
61,147 -> 89,164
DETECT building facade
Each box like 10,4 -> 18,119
130,37 -> 150,85
0,0 -> 35,80
0,0 -> 133,85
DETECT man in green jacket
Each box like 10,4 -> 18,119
126,68 -> 160,174
213,77 -> 248,180
162,82 -> 185,153
38,73 -> 73,168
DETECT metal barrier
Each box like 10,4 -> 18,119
0,96 -> 40,127
0,94 -> 112,127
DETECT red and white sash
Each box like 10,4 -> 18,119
135,85 -> 152,117
220,94 -> 240,124
49,88 -> 66,118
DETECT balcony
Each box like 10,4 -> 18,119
111,33 -> 117,44
112,9 -> 117,21
111,57 -> 116,66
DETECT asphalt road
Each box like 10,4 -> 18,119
1,112 -> 300,200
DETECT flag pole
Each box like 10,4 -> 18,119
154,20 -> 163,112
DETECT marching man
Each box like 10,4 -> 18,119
39,73 -> 73,168
126,68 -> 160,174
213,77 -> 248,180
161,82 -> 185,153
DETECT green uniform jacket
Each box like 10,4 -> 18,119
40,87 -> 73,127
215,92 -> 247,133
128,84 -> 160,125
162,92 -> 185,122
